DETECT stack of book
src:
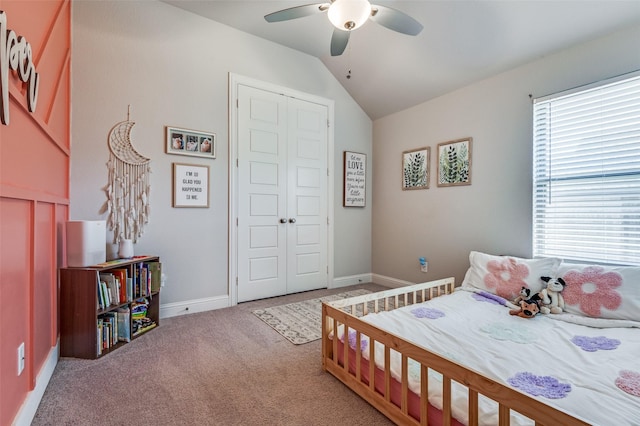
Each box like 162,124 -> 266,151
96,307 -> 130,356
131,298 -> 157,337
96,261 -> 162,310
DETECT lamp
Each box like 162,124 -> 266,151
327,0 -> 371,31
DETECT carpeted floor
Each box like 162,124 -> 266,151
252,289 -> 371,344
31,283 -> 393,426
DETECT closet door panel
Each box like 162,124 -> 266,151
286,98 -> 328,294
237,85 -> 288,302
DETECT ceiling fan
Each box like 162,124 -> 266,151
264,0 -> 423,56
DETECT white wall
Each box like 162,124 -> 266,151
71,1 -> 372,308
372,24 -> 640,286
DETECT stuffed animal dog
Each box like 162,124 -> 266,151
539,276 -> 566,314
513,286 -> 547,305
509,298 -> 541,319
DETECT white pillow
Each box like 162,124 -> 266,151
557,262 -> 640,321
461,251 -> 562,301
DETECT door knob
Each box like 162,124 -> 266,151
289,218 -> 296,223
280,218 -> 287,224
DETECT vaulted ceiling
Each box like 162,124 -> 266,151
162,1 -> 640,120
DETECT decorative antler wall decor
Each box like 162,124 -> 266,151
103,106 -> 151,244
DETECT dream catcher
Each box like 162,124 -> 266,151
102,107 -> 151,244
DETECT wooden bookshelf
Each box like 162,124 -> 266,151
59,256 -> 161,359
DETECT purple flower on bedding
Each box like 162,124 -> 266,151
347,330 -> 368,352
571,335 -> 620,352
615,370 -> 640,397
472,291 -> 506,305
411,307 -> 445,319
507,372 -> 571,399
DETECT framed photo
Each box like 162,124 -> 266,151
172,163 -> 210,208
166,126 -> 216,159
402,147 -> 430,190
343,151 -> 366,207
437,137 -> 472,187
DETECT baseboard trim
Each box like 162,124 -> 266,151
160,295 -> 229,319
158,276 -> 411,318
371,273 -> 415,288
13,341 -> 59,426
332,273 -> 373,288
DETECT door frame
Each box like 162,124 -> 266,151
228,73 -> 335,306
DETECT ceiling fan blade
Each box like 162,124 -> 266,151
370,5 -> 423,36
264,3 -> 328,23
330,30 -> 350,56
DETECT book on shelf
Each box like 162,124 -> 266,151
140,263 -> 148,297
133,262 -> 151,298
97,313 -> 118,351
99,273 -> 120,307
116,307 -> 131,342
126,277 -> 133,302
96,274 -> 104,309
98,279 -> 110,308
148,261 -> 162,293
133,263 -> 140,298
97,321 -> 103,356
111,268 -> 128,303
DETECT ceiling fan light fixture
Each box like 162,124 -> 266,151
328,0 -> 371,31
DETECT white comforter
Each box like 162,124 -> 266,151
337,289 -> 640,426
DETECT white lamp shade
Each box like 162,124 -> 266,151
328,0 -> 371,31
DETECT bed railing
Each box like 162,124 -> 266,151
321,278 -> 590,426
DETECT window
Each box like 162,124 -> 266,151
532,72 -> 640,266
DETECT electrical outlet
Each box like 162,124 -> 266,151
419,257 -> 428,273
17,342 -> 25,375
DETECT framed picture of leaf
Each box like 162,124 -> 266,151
402,147 -> 430,190
437,137 -> 472,187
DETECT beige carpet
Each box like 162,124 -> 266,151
31,283 -> 393,426
252,289 -> 371,344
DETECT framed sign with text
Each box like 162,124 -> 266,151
343,151 -> 366,207
172,163 -> 210,208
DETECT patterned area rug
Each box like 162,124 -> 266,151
252,289 -> 371,345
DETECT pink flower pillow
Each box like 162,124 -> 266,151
461,251 -> 561,301
557,263 -> 640,321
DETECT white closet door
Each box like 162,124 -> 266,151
237,85 -> 288,302
237,85 -> 328,302
286,97 -> 328,294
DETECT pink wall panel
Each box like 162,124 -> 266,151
1,1 -> 62,50
0,199 -> 33,425
28,2 -> 71,140
54,204 -> 68,342
34,203 -> 55,373
0,1 -> 71,424
1,107 -> 68,199
47,58 -> 71,147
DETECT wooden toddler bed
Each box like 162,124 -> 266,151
322,253 -> 640,426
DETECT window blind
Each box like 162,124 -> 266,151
532,72 -> 640,265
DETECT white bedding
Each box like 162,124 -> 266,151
337,288 -> 640,426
